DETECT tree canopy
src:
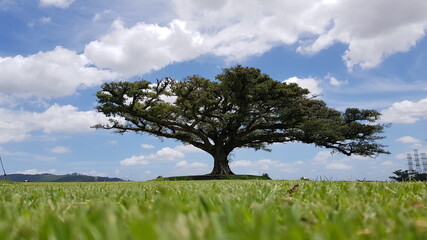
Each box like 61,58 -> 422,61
389,169 -> 427,182
95,65 -> 389,175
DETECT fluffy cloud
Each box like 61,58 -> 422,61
175,160 -> 207,168
325,74 -> 347,86
173,0 -> 317,61
0,104 -> 109,144
68,0 -> 427,77
141,144 -> 155,149
380,98 -> 427,123
39,0 -> 75,8
296,0 -> 427,69
120,144 -> 205,166
19,0 -> 426,81
120,147 -> 185,166
174,160 -> 209,175
396,136 -> 421,144
283,77 -> 322,96
174,144 -> 204,153
35,104 -> 109,133
152,147 -> 185,161
84,19 -> 204,76
120,155 -> 150,166
171,0 -> 427,69
50,146 -> 72,154
0,46 -> 117,99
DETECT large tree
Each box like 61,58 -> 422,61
95,66 -> 388,175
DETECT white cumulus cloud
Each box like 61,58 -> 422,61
296,0 -> 427,70
0,46 -> 117,99
0,104 -> 109,144
120,155 -> 150,166
76,0 -> 427,76
84,19 -> 204,77
120,144 -> 205,166
172,0 -> 427,69
120,147 -> 185,166
174,144 -> 204,153
284,77 -> 322,96
151,147 -> 185,161
380,98 -> 427,124
35,104 -> 110,134
174,160 -> 209,175
325,74 -> 347,86
175,160 -> 207,168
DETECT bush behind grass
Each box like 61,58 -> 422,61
1,180 -> 427,239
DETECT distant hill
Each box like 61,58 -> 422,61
4,173 -> 125,182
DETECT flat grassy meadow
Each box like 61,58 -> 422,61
1,180 -> 426,240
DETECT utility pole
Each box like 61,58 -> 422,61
0,156 -> 7,181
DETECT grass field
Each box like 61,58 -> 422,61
1,180 -> 426,240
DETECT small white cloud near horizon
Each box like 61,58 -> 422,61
0,104 -> 110,144
174,160 -> 210,175
120,144 -> 204,166
50,146 -> 72,154
80,170 -> 107,177
120,147 -> 185,166
175,160 -> 207,169
120,155 -> 150,166
16,169 -> 57,175
39,0 -> 75,9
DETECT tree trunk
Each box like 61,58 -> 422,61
210,151 -> 234,175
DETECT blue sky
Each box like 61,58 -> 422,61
1,0 -> 426,180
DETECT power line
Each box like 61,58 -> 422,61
0,155 -> 7,181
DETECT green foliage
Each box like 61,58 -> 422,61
1,181 -> 427,239
390,170 -> 427,182
95,65 -> 389,174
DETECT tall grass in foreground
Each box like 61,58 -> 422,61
0,180 -> 426,239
